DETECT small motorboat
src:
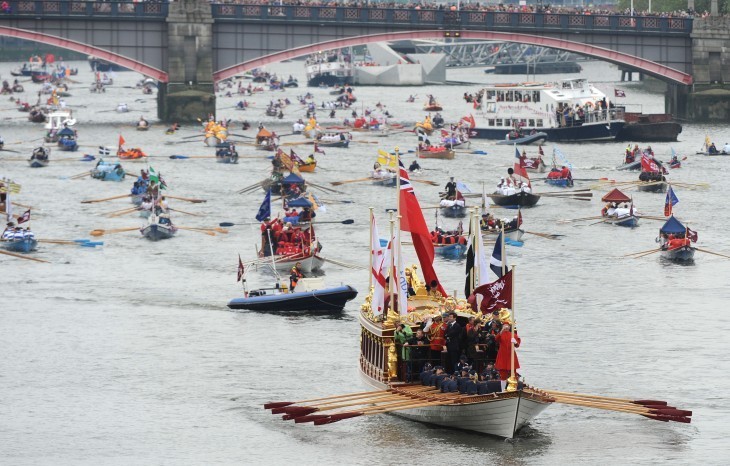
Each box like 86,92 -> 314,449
28,146 -> 50,168
497,131 -> 548,145
227,278 -> 357,313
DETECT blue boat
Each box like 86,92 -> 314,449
659,216 -> 695,262
56,127 -> 78,152
91,160 -> 126,182
545,177 -> 573,188
215,142 -> 239,164
28,146 -> 50,168
2,236 -> 38,253
140,214 -> 177,241
434,243 -> 466,260
228,282 -> 358,313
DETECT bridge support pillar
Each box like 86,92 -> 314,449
682,16 -> 730,121
158,0 -> 215,123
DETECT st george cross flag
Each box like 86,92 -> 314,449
255,189 -> 272,222
398,161 -> 446,297
664,186 -> 679,217
472,270 -> 513,314
372,237 -> 393,316
615,89 -> 626,98
237,254 -> 245,282
490,232 -> 506,279
17,209 -> 31,224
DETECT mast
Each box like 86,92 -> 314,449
389,146 -> 401,319
507,265 -> 518,392
369,206 -> 374,290
388,210 -> 395,320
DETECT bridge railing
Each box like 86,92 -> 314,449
2,1 -> 168,19
211,4 -> 692,34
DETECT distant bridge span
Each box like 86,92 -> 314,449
0,26 -> 169,82
214,30 -> 693,86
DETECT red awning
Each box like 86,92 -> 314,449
601,188 -> 632,203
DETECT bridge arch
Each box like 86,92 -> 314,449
214,29 -> 692,86
0,26 -> 169,82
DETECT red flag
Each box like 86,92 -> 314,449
17,209 -> 31,224
472,270 -> 513,314
513,163 -> 531,188
641,153 -> 659,173
399,162 -> 446,297
460,114 -> 476,129
614,89 -> 626,98
686,227 -> 698,243
237,254 -> 245,282
538,145 -> 544,156
118,135 -> 126,148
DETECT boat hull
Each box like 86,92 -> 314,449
474,122 -> 624,142
28,159 -> 49,168
141,224 -> 176,241
2,238 -> 38,253
637,181 -> 668,193
360,372 -> 551,439
545,178 -> 573,188
484,227 -> 524,242
227,285 -> 358,312
259,254 -> 325,274
496,133 -> 548,145
616,160 -> 641,171
418,149 -> 455,160
216,155 -> 238,164
440,205 -> 467,218
90,170 -> 125,182
307,75 -> 353,88
317,140 -> 349,148
490,192 -> 541,208
662,246 -> 695,262
616,121 -> 682,142
372,176 -> 396,188
604,215 -> 639,228
434,243 -> 466,259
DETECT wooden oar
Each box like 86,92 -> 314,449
630,249 -> 662,259
81,194 -> 130,204
176,226 -> 216,236
169,208 -> 204,217
331,177 -> 376,186
169,155 -> 217,159
623,248 -> 661,257
264,389 -> 389,410
318,256 -> 367,270
38,239 -> 104,247
541,389 -> 668,406
0,249 -> 50,263
102,206 -> 140,217
165,195 -> 207,203
70,172 -> 92,180
541,192 -> 593,197
523,230 -> 564,240
109,208 -> 141,218
558,215 -> 604,224
695,247 -> 730,260
90,227 -> 140,236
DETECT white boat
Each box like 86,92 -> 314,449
305,54 -> 353,87
257,252 -> 324,275
44,109 -> 75,130
467,79 -> 625,142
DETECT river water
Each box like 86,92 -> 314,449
1,59 -> 728,465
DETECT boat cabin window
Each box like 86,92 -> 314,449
504,119 -> 512,127
519,119 -> 527,127
488,119 -> 495,126
536,119 -> 543,127
497,91 -> 504,101
532,91 -> 540,102
486,102 -> 496,113
495,118 -> 502,127
528,119 -> 535,127
505,91 -> 514,102
514,91 -> 522,102
486,90 -> 496,100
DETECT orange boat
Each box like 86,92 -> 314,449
118,148 -> 147,160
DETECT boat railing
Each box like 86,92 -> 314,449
559,107 -> 625,127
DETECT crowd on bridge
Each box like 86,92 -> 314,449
210,0 -> 705,18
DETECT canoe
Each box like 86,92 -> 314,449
489,191 -> 541,208
136,126 -> 150,131
636,181 -> 667,193
696,151 -> 730,156
496,132 -> 548,145
140,221 -> 177,241
418,149 -> 455,160
297,161 -> 316,173
483,227 -> 524,242
317,139 -> 349,148
227,285 -> 357,312
423,104 -> 443,111
661,245 -> 695,262
118,149 -> 147,161
433,243 -> 466,259
1,237 -> 38,253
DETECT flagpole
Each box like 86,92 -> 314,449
471,208 -> 478,293
507,265 -> 518,392
369,206 -> 374,290
500,222 -> 506,277
388,210 -> 395,320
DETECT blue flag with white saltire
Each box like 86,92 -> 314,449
514,146 -> 521,160
255,189 -> 271,221
490,232 -> 506,278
